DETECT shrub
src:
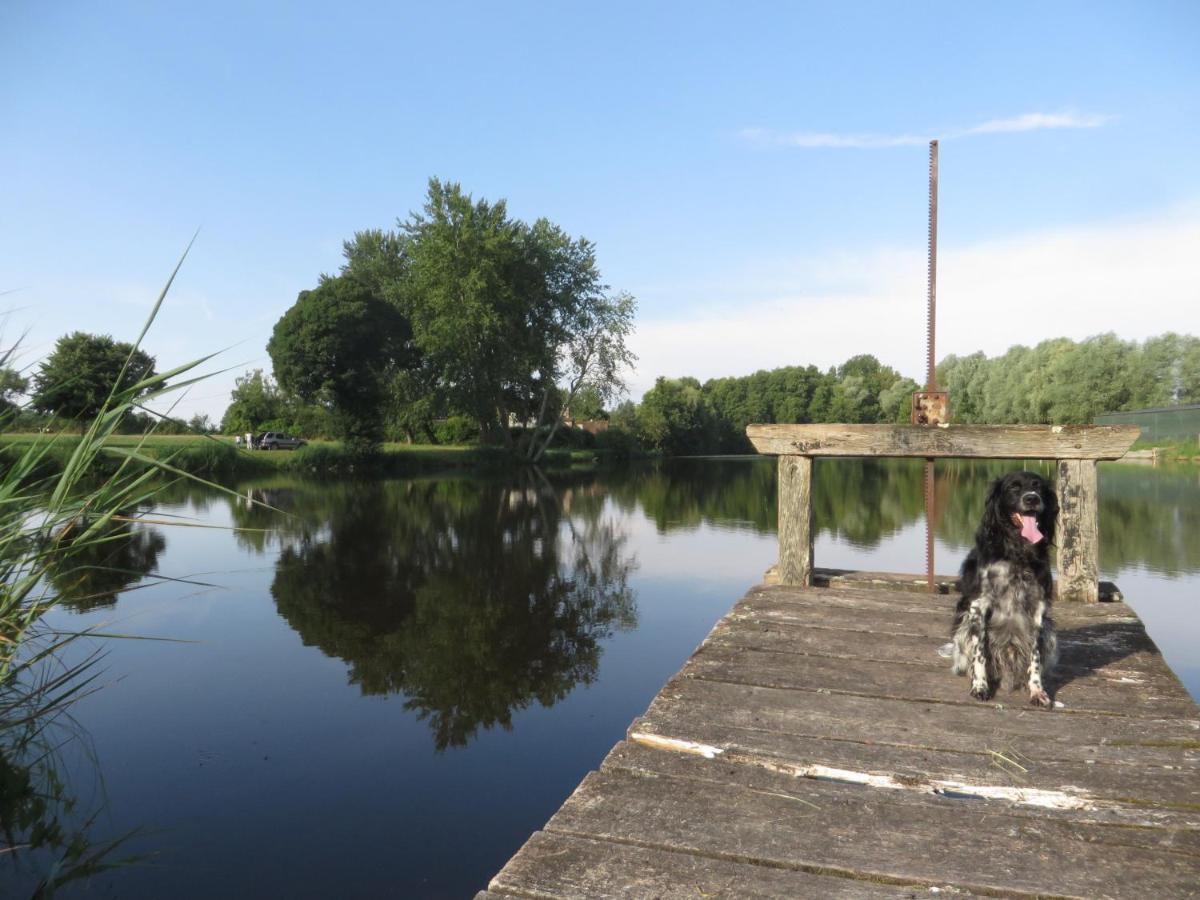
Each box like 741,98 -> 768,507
288,442 -> 351,474
169,439 -> 241,476
594,426 -> 643,458
433,415 -> 479,445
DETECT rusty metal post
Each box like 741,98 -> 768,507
915,140 -> 942,593
926,139 -> 938,393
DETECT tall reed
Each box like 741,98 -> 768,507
1,245 -> 228,892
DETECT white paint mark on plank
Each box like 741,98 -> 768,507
629,732 -> 724,759
631,731 -> 1100,811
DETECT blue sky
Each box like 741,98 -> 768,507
3,1 -> 1198,420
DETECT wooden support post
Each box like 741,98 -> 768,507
778,455 -> 813,587
1056,459 -> 1100,603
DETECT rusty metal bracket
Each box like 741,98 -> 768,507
911,391 -> 950,426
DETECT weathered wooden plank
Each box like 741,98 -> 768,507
776,455 -> 813,586
487,830 -> 941,898
636,677 -> 1200,768
746,423 -> 1140,460
737,597 -> 959,638
735,588 -> 1143,642
719,594 -> 1166,662
706,617 -> 1180,686
629,705 -> 1200,818
1057,458 -> 1101,603
628,724 -> 1200,825
544,746 -> 1198,897
684,642 -> 1199,718
604,740 -> 1200,854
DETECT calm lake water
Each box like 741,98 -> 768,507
7,458 -> 1200,897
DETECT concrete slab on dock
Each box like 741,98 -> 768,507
482,583 -> 1200,899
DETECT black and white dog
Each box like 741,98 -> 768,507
952,471 -> 1059,708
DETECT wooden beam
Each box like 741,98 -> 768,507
746,424 -> 1139,460
1057,459 -> 1100,603
777,456 -> 813,587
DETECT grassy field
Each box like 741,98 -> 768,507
1129,437 -> 1200,459
0,432 -> 613,478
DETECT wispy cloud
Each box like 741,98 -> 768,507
964,111 -> 1112,135
741,111 -> 1113,149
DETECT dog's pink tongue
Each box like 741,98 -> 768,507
1019,514 -> 1043,544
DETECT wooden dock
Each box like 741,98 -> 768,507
481,580 -> 1200,898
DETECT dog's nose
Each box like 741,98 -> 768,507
1021,491 -> 1043,507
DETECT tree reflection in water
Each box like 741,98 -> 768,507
612,458 -> 1200,578
46,517 -> 166,612
262,474 -> 637,750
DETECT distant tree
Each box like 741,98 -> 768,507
527,290 -> 636,461
1129,333 -> 1200,407
937,352 -> 988,422
1043,333 -> 1135,423
637,377 -> 716,456
187,413 -> 213,433
220,369 -> 287,435
772,366 -> 825,424
567,385 -> 607,421
608,400 -> 639,434
977,344 -> 1033,423
31,332 -> 157,423
807,379 -> 833,422
1180,339 -> 1200,404
877,376 -> 921,423
268,275 -> 417,453
0,367 -> 28,416
830,354 -> 905,423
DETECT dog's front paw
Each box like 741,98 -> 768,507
969,681 -> 993,701
1029,688 -> 1052,708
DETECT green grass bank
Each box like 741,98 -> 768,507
0,433 -> 642,480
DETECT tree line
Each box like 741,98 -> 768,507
607,332 -> 1200,456
0,331 -> 214,434
12,324 -> 1198,456
937,332 -> 1199,425
612,354 -> 917,456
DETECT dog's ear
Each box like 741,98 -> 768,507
977,477 -> 1009,550
1040,480 -> 1059,545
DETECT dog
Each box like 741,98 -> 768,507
951,471 -> 1059,708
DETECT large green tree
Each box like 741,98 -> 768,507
394,180 -> 533,444
371,179 -> 636,454
31,332 -> 157,422
268,275 -> 417,452
333,180 -> 638,453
